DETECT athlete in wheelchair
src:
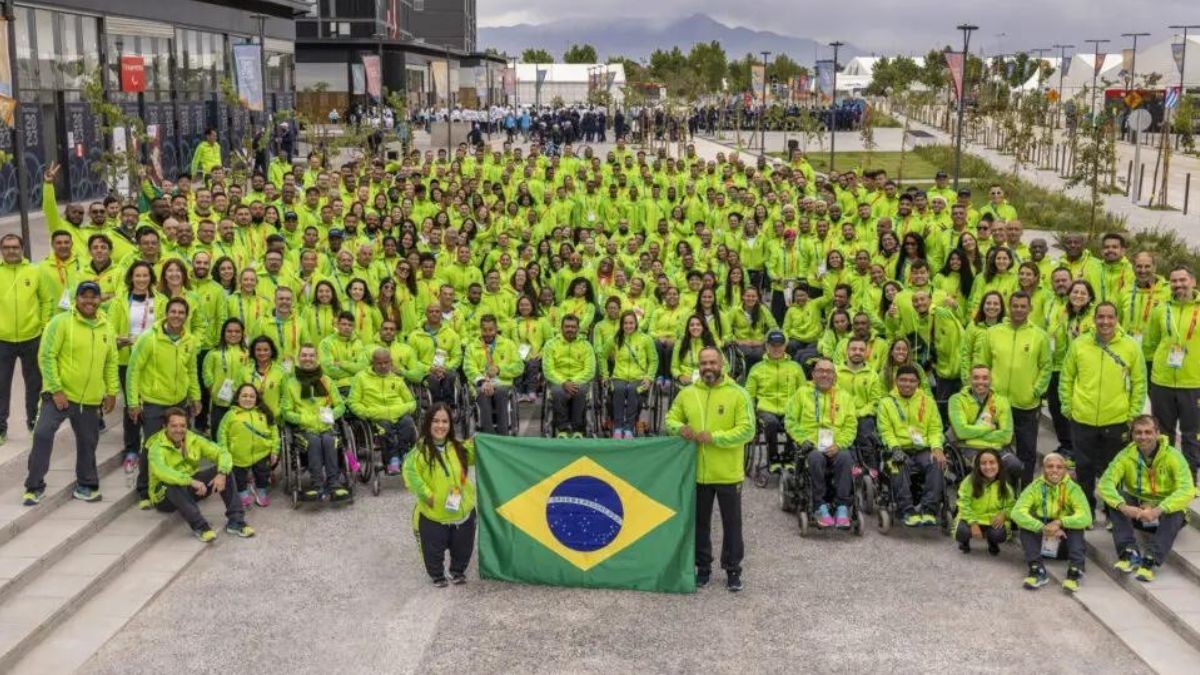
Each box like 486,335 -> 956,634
947,364 -> 1023,490
782,357 -> 860,531
464,315 -> 523,436
877,365 -> 959,530
837,337 -> 886,514
347,348 -> 418,479
282,345 -> 352,503
542,314 -> 597,438
746,330 -> 806,480
408,302 -> 464,407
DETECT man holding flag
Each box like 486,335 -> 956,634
666,346 -> 755,592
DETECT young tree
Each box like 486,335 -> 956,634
687,41 -> 728,95
80,67 -> 149,198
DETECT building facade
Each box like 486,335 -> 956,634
2,0 -> 299,214
295,0 -> 499,121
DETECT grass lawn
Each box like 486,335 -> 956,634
772,151 -> 947,180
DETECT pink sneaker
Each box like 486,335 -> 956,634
612,430 -> 623,440
623,429 -> 634,440
123,453 -> 138,474
835,505 -> 851,530
255,489 -> 270,508
815,505 -> 835,528
239,490 -> 253,508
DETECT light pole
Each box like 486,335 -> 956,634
1120,32 -> 1151,92
829,41 -> 843,172
1052,43 -> 1074,129
4,0 -> 29,255
249,13 -> 272,169
759,50 -> 771,153
444,44 -> 453,152
952,24 -> 978,190
1084,38 -> 1111,119
507,55 -> 517,107
1169,26 -> 1199,97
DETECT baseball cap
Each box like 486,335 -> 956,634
766,329 -> 786,345
328,228 -> 344,238
76,281 -> 101,296
935,170 -> 948,179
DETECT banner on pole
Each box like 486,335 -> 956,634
502,67 -> 516,95
362,54 -> 381,100
816,60 -> 834,97
1173,43 -> 1186,76
0,18 -> 13,126
232,43 -> 264,112
351,63 -> 365,95
945,52 -> 965,100
120,56 -> 146,93
751,63 -> 766,103
1094,53 -> 1107,76
476,435 -> 696,594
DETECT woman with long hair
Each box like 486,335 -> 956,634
108,261 -> 157,470
954,448 -> 1014,556
694,287 -> 728,344
936,248 -> 975,320
600,311 -> 658,439
672,314 -> 717,386
307,280 -> 342,345
959,291 -> 1006,382
202,318 -> 249,434
968,246 -> 1019,315
402,403 -> 476,587
729,286 -> 776,373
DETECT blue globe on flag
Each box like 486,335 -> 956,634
546,476 -> 624,552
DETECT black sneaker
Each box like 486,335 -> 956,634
987,541 -> 1001,556
695,570 -> 711,588
450,573 -> 467,585
958,541 -> 971,554
432,577 -> 448,588
726,572 -> 743,593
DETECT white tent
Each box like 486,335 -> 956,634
1016,58 -> 1062,92
1057,53 -> 1124,100
513,63 -> 627,106
1122,34 -> 1200,90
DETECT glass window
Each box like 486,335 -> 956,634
34,8 -> 55,90
80,16 -> 99,77
14,7 -> 35,89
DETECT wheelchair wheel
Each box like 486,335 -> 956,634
797,509 -> 810,537
282,428 -> 301,509
940,489 -> 958,537
857,473 -> 877,516
540,387 -> 553,437
852,508 -> 865,537
778,466 -> 796,512
878,509 -> 892,534
372,469 -> 381,496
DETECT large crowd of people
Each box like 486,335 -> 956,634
0,126 -> 1196,592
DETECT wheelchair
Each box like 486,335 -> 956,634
342,416 -> 392,497
540,379 -> 597,438
422,370 -> 473,437
746,413 -> 789,489
279,420 -> 358,508
468,382 -> 521,437
873,445 -> 967,536
596,378 -> 662,438
778,442 -> 866,537
722,343 -> 748,383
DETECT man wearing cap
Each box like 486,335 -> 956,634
22,282 -> 119,505
929,170 -> 956,206
747,330 -> 807,474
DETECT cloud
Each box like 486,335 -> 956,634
478,0 -> 1199,54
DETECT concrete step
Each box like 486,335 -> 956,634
1043,558 -> 1200,674
7,513 -> 214,675
0,438 -> 127,549
1084,528 -> 1200,653
0,465 -> 135,605
1167,527 -> 1200,588
0,408 -> 124,493
0,503 -> 176,672
1186,497 -> 1200,532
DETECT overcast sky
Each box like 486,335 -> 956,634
479,1 -> 1200,56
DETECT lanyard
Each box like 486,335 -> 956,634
814,387 -> 836,426
484,339 -> 496,366
1136,452 -> 1157,497
891,393 -> 926,424
1130,285 -> 1156,324
275,316 -> 296,353
1040,482 -> 1067,522
1166,303 -> 1200,342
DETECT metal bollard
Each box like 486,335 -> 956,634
1137,164 -> 1146,202
1186,174 -> 1191,216
1126,161 -> 1133,196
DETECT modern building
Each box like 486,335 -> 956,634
295,0 -> 502,121
1,0 -> 300,214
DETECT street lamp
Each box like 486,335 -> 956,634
1120,32 -> 1151,91
4,0 -> 29,254
1169,26 -> 1200,98
829,41 -> 844,172
952,24 -> 978,189
1052,43 -> 1075,129
1084,38 -> 1111,119
759,50 -> 771,153
249,13 -> 272,169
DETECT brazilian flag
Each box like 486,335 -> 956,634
476,435 -> 696,594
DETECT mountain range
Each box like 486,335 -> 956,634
479,13 -> 865,65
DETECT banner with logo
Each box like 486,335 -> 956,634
232,44 -> 264,111
120,55 -> 146,93
751,63 -> 766,102
945,52 -> 965,100
0,18 -> 13,126
477,435 -> 695,593
1173,43 -> 1186,76
1094,53 -> 1107,76
363,54 -> 381,100
816,60 -> 834,97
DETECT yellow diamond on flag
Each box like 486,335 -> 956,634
496,456 -> 676,572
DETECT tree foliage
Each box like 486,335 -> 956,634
563,43 -> 598,64
687,41 -> 728,95
520,48 -> 554,64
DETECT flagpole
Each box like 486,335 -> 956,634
953,23 -> 978,191
1163,25 -> 1199,207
